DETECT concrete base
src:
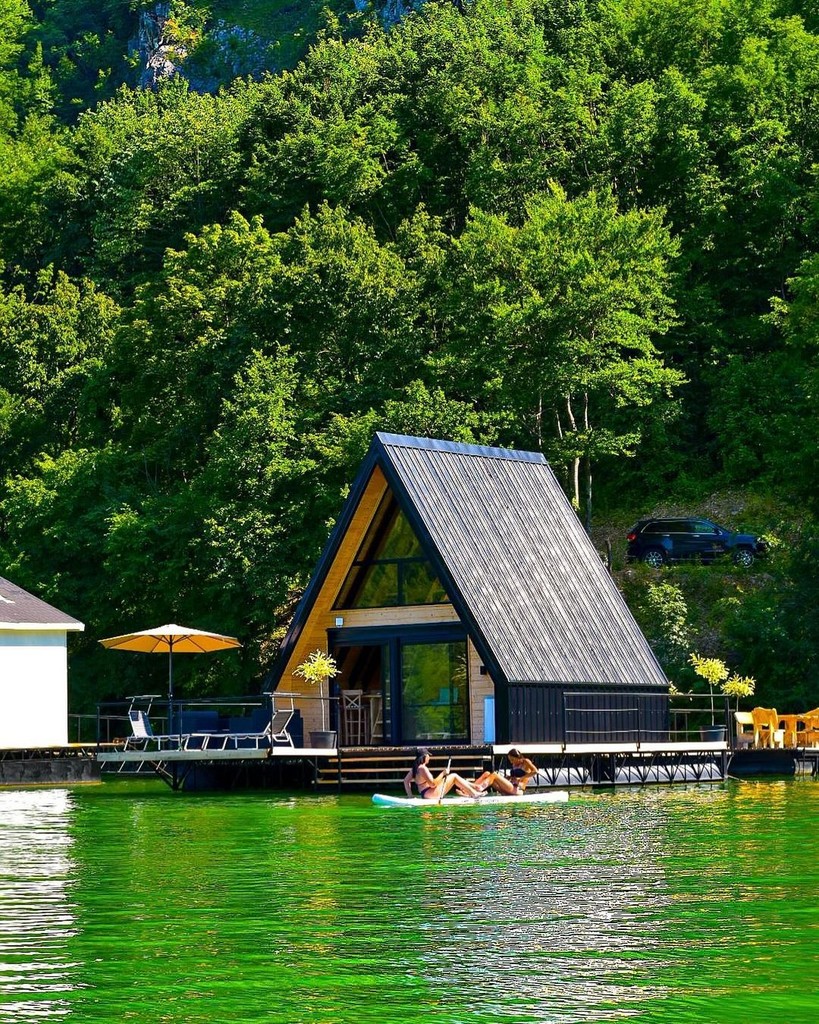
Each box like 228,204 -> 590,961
0,755 -> 100,786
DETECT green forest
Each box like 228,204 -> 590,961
1,0 -> 818,714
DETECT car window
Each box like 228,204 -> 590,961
645,520 -> 685,533
690,520 -> 717,534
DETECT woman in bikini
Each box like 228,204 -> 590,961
473,748 -> 538,795
403,748 -> 484,800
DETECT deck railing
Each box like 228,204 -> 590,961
89,689 -> 740,749
560,691 -> 732,745
668,692 -> 733,744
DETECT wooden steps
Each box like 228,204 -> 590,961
315,747 -> 493,788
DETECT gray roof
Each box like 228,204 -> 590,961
378,434 -> 667,688
0,577 -> 85,630
271,433 -> 667,691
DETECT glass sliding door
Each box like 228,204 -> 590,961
400,640 -> 468,743
331,642 -> 389,744
328,625 -> 470,744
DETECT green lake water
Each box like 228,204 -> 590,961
1,778 -> 818,1023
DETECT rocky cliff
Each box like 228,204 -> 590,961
129,0 -> 439,93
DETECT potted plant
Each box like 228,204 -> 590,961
294,650 -> 339,748
690,654 -> 729,741
689,655 -> 756,741
721,673 -> 756,712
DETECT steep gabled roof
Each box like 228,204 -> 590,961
0,577 -> 85,631
269,433 -> 667,690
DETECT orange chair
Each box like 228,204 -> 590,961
751,707 -> 783,748
778,713 -> 804,748
789,708 -> 819,748
804,714 -> 819,748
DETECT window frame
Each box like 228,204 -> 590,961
334,494 -> 449,609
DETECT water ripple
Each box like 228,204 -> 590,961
0,790 -> 78,1021
0,781 -> 817,1022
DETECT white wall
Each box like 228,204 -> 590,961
0,631 -> 69,749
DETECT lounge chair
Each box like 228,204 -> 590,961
185,707 -> 295,751
125,710 -> 185,750
232,708 -> 295,749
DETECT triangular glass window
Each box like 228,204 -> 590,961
335,493 -> 449,608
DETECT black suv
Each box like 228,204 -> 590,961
626,518 -> 766,568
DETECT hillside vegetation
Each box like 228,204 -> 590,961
0,0 -> 818,710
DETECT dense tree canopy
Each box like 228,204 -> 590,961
1,0 -> 818,710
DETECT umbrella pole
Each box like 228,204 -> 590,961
168,644 -> 174,736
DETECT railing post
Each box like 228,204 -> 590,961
725,693 -> 732,746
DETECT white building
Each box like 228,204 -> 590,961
0,576 -> 85,749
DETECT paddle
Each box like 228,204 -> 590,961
438,757 -> 451,804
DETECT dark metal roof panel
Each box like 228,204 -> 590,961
379,438 -> 667,688
0,576 -> 84,628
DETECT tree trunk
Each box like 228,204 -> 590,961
554,407 -> 569,490
565,394 -> 580,509
583,391 -> 592,532
536,391 -> 543,450
584,457 -> 592,532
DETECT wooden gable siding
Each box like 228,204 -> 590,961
277,465 -> 388,729
337,606 -> 459,629
276,467 -> 486,738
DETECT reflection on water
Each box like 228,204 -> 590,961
0,780 -> 817,1023
0,790 -> 76,1020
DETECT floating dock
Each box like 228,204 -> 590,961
95,739 -> 731,791
7,739 -> 816,791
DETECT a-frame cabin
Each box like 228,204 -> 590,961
267,433 -> 669,747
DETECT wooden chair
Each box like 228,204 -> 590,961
751,707 -> 783,748
341,689 -> 366,745
792,715 -> 809,748
804,714 -> 819,748
777,713 -> 803,748
780,710 -> 819,747
368,693 -> 384,743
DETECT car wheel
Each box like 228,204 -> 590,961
733,548 -> 754,568
642,548 -> 666,569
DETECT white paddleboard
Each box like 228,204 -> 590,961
372,790 -> 569,808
